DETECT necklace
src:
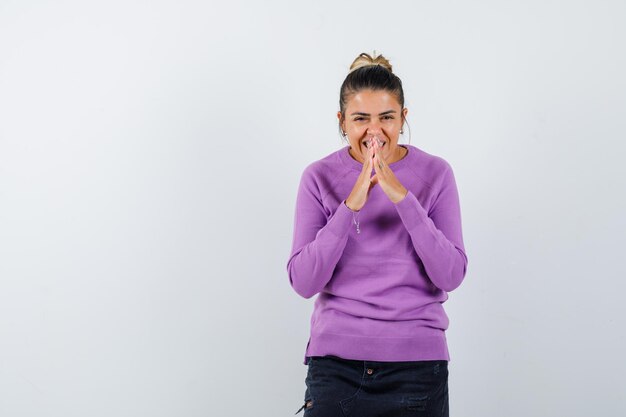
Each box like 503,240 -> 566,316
390,145 -> 407,163
397,145 -> 408,160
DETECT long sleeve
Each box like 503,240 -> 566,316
394,164 -> 468,292
286,167 -> 354,299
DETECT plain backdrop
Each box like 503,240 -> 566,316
1,1 -> 625,416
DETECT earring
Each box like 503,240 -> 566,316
342,131 -> 347,136
400,129 -> 404,134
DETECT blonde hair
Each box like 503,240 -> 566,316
348,51 -> 393,74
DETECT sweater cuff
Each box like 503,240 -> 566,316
326,200 -> 356,238
394,190 -> 429,230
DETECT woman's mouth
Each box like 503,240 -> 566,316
363,138 -> 386,149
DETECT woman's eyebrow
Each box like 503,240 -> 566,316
350,110 -> 396,116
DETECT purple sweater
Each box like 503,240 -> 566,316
287,144 -> 468,365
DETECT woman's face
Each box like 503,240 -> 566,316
338,89 -> 408,163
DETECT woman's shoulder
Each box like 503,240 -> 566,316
405,144 -> 453,174
301,146 -> 350,178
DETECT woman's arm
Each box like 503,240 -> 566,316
394,164 -> 469,292
286,167 -> 354,299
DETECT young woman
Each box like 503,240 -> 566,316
287,52 -> 468,417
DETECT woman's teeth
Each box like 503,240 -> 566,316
363,141 -> 385,148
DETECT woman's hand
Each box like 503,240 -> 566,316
370,139 -> 408,204
345,144 -> 377,211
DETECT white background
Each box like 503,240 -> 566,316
1,1 -> 625,416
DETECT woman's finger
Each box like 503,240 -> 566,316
376,154 -> 385,171
374,140 -> 387,173
359,144 -> 374,185
365,143 -> 374,169
372,142 -> 383,176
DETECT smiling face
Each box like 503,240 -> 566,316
338,89 -> 408,164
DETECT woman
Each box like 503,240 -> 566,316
287,52 -> 468,417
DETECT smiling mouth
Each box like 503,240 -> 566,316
363,139 -> 386,149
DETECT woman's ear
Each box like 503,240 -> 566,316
401,108 -> 408,127
337,111 -> 345,131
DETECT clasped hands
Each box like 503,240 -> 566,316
345,137 -> 408,211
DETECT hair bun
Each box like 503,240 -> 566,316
348,51 -> 393,74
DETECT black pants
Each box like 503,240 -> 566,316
296,355 -> 449,417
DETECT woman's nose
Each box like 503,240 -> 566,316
367,127 -> 383,137
366,121 -> 383,135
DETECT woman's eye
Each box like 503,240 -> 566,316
353,116 -> 392,121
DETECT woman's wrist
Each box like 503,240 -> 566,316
344,200 -> 358,212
